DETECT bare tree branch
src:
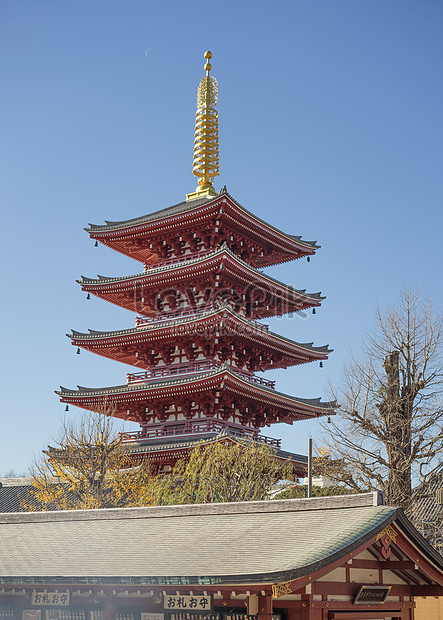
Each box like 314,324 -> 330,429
321,288 -> 443,514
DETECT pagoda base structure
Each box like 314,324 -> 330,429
111,428 -> 309,477
1,493 -> 442,620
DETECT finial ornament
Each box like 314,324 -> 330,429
186,51 -> 219,201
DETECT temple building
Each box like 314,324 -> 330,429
0,492 -> 442,620
56,51 -> 334,475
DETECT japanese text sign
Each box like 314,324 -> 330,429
164,595 -> 212,611
353,585 -> 391,605
31,592 -> 70,607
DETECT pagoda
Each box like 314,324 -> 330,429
57,51 -> 334,476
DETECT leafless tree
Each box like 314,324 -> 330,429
321,288 -> 443,512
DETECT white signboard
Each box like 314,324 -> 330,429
164,595 -> 212,611
142,614 -> 164,620
31,592 -> 70,607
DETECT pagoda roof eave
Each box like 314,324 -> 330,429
87,195 -> 212,232
123,432 -> 308,466
78,246 -> 325,305
56,367 -> 336,417
67,306 -> 333,358
226,192 -> 318,249
86,191 -> 319,253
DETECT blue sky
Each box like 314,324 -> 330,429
1,1 -> 442,475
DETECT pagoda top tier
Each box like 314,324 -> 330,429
86,191 -> 319,268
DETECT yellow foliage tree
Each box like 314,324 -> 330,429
24,410 -> 154,511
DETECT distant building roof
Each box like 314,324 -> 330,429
0,482 -> 36,513
0,478 -> 74,513
0,476 -> 33,487
409,472 -> 443,552
411,472 -> 443,523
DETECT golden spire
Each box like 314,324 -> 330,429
186,51 -> 219,201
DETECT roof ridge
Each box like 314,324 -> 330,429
0,492 -> 384,524
87,196 -> 212,231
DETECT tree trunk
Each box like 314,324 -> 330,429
382,351 -> 412,510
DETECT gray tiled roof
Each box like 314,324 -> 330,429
0,485 -> 35,513
0,482 -> 73,513
0,493 -> 400,583
411,473 -> 443,523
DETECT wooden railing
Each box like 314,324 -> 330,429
135,305 -> 269,332
248,318 -> 269,332
127,361 -> 220,383
143,249 -> 213,271
126,361 -> 276,389
120,419 -> 281,447
135,303 -> 216,327
230,366 -> 276,388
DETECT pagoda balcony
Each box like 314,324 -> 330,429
135,302 -> 216,326
135,304 -> 270,332
119,418 -> 281,447
126,360 -> 276,389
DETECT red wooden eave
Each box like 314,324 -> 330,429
87,194 -> 318,268
69,307 -> 330,371
78,248 -> 323,318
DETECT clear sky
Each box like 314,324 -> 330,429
1,1 -> 442,475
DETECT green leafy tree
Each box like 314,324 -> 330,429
149,439 -> 296,505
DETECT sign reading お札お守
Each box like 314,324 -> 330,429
164,595 -> 212,611
31,592 -> 70,606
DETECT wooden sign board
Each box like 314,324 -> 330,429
31,592 -> 70,606
142,614 -> 164,620
164,595 -> 212,611
353,585 -> 391,605
225,615 -> 281,620
169,615 -> 219,620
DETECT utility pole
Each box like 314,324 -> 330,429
308,438 -> 313,498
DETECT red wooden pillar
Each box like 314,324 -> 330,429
286,608 -> 301,620
258,593 -> 273,620
299,604 -> 322,620
104,591 -> 117,620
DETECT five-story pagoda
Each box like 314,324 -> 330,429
57,52 -> 334,475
